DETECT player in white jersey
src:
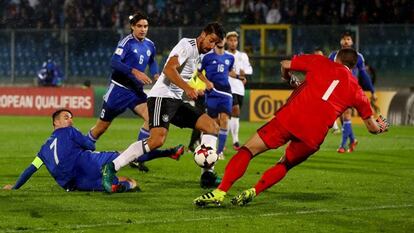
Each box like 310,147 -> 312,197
226,31 -> 253,150
101,22 -> 226,191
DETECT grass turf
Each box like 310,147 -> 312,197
0,116 -> 413,233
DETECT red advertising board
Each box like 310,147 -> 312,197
0,87 -> 94,117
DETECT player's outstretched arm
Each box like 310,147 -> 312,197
163,56 -> 198,99
357,58 -> 375,95
5,157 -> 43,190
363,115 -> 390,134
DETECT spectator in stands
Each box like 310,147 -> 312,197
1,0 -> 413,28
254,0 -> 268,24
266,1 -> 282,24
37,58 -> 64,87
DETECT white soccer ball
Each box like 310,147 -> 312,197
193,144 -> 218,168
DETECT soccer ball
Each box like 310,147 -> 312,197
193,144 -> 218,168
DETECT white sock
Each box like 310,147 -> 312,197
231,117 -> 240,143
332,120 -> 339,130
112,140 -> 150,171
201,133 -> 218,149
228,118 -> 235,142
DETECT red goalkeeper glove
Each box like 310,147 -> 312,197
376,115 -> 390,134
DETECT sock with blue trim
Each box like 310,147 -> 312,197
137,128 -> 150,141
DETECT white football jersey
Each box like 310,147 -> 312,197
149,38 -> 200,99
227,50 -> 252,96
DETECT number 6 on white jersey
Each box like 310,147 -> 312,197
322,80 -> 339,101
50,138 -> 59,165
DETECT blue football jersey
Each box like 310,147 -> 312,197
111,34 -> 158,91
199,51 -> 234,93
37,126 -> 95,188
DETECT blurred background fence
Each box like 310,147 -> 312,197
0,24 -> 412,88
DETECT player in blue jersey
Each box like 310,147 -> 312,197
328,32 -> 377,153
197,39 -> 235,160
3,109 -> 138,192
87,12 -> 183,170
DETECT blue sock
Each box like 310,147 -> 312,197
137,147 -> 176,162
341,121 -> 352,148
217,129 -> 228,154
137,128 -> 150,141
347,122 -> 355,143
135,128 -> 178,163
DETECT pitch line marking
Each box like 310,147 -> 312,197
3,204 -> 413,232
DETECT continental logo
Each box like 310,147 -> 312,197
253,95 -> 287,119
250,90 -> 292,122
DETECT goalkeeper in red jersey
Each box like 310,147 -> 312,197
194,48 -> 389,207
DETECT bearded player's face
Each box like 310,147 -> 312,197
199,33 -> 221,54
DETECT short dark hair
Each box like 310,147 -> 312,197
52,109 -> 72,126
341,31 -> 353,39
129,11 -> 148,25
203,22 -> 225,40
337,48 -> 358,69
313,47 -> 324,53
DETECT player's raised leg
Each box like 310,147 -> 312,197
102,127 -> 168,192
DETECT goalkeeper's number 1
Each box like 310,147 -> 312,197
322,80 -> 339,101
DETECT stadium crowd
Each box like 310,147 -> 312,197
0,0 -> 413,29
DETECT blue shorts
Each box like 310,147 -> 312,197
100,82 -> 147,121
74,151 -> 119,191
205,89 -> 232,118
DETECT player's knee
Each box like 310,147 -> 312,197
277,156 -> 295,170
219,115 -> 229,128
343,110 -> 352,120
196,114 -> 219,134
206,121 -> 220,134
232,107 -> 240,116
147,135 -> 165,150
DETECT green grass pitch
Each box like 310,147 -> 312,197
0,116 -> 413,233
